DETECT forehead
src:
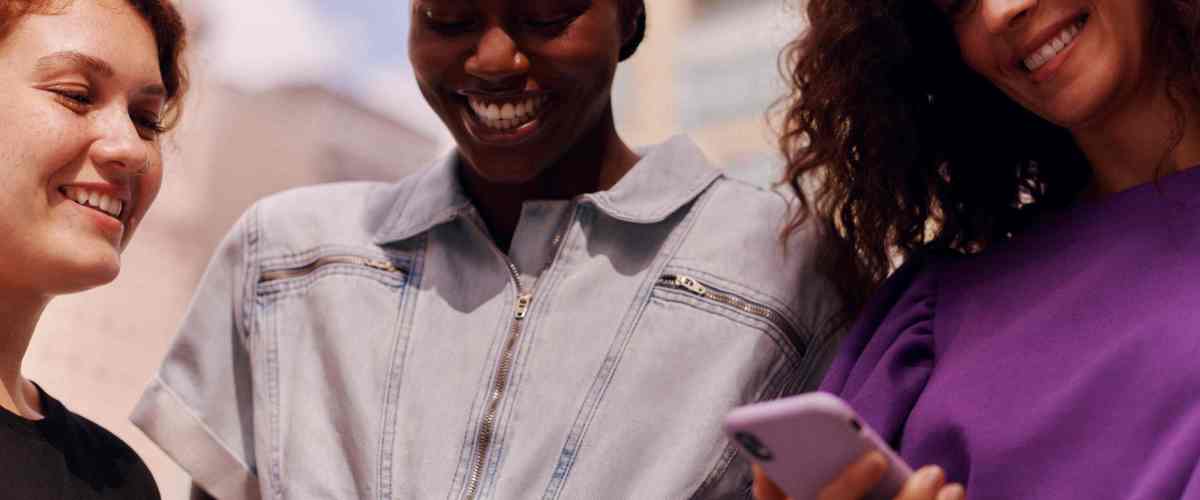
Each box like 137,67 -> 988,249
2,0 -> 162,85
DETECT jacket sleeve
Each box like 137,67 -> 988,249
131,206 -> 262,500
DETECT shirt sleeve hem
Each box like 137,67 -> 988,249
130,377 -> 262,500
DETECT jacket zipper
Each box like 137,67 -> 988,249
258,255 -> 403,284
463,207 -> 573,500
658,274 -> 806,357
464,260 -> 530,500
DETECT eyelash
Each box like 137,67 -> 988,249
522,13 -> 578,34
426,18 -> 479,36
421,12 -> 582,36
945,0 -> 977,17
52,89 -> 165,140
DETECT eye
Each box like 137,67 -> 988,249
521,8 -> 584,35
50,87 -> 94,111
943,0 -> 978,18
523,14 -> 575,31
132,113 -> 166,140
428,18 -> 479,35
421,7 -> 479,35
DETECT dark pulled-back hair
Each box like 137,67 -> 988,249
780,0 -> 1200,326
1,0 -> 188,129
619,0 -> 647,61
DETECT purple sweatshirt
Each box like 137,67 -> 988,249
821,166 -> 1200,500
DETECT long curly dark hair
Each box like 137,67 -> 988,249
780,0 -> 1200,327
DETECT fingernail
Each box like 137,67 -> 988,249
916,466 -> 945,488
864,452 -> 888,474
938,483 -> 966,500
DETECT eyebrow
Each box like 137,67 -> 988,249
35,50 -> 167,97
37,51 -> 113,78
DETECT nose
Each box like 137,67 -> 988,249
88,108 -> 152,179
465,25 -> 531,83
980,0 -> 1037,34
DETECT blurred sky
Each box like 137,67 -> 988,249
198,0 -> 448,136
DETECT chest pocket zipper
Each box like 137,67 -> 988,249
259,255 -> 405,285
658,274 -> 807,358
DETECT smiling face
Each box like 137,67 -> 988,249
0,0 -> 167,294
939,0 -> 1156,129
409,0 -> 633,184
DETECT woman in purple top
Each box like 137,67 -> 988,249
754,0 -> 1200,499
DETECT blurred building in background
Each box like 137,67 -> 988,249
24,1 -> 804,498
618,0 -> 804,183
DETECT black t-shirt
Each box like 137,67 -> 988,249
0,383 -> 160,499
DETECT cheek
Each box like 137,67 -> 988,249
956,31 -> 994,81
538,39 -> 620,98
409,38 -> 467,86
139,161 -> 163,211
122,157 -> 163,248
0,104 -> 80,184
409,43 -> 467,114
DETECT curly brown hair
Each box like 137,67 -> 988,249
780,0 -> 1200,327
1,0 -> 188,129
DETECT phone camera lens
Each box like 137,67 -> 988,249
734,432 -> 774,461
849,418 -> 863,432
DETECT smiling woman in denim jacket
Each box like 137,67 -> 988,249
133,1 -> 839,499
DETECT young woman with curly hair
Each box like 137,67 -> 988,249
755,0 -> 1200,499
0,0 -> 187,498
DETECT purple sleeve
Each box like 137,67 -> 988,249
819,257 -> 939,448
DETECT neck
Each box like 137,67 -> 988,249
1072,82 -> 1200,196
0,289 -> 50,419
461,108 -> 640,251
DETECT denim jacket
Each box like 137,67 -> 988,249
132,136 -> 839,500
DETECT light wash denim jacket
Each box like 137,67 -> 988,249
132,136 -> 839,500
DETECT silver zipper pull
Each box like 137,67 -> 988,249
674,275 -> 707,295
514,294 -> 533,319
364,259 -> 399,273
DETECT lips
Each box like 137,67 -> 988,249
1022,14 -> 1088,72
467,95 -> 548,131
457,91 -> 553,145
60,185 -> 127,221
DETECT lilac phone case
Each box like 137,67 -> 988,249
724,392 -> 912,500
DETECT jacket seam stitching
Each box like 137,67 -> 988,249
647,292 -> 803,367
377,234 -> 427,500
542,189 -> 715,500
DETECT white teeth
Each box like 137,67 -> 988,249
63,187 -> 123,218
1024,19 -> 1083,72
467,95 -> 548,131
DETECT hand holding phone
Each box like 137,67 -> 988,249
725,392 -> 912,500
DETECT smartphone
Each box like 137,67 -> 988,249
724,392 -> 912,500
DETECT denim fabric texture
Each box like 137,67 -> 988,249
131,136 -> 840,500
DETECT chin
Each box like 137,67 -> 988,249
46,255 -> 123,295
1042,62 -> 1130,130
461,152 -> 552,185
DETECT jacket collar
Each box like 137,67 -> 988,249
582,135 -> 722,223
374,152 -> 472,244
374,135 -> 721,244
